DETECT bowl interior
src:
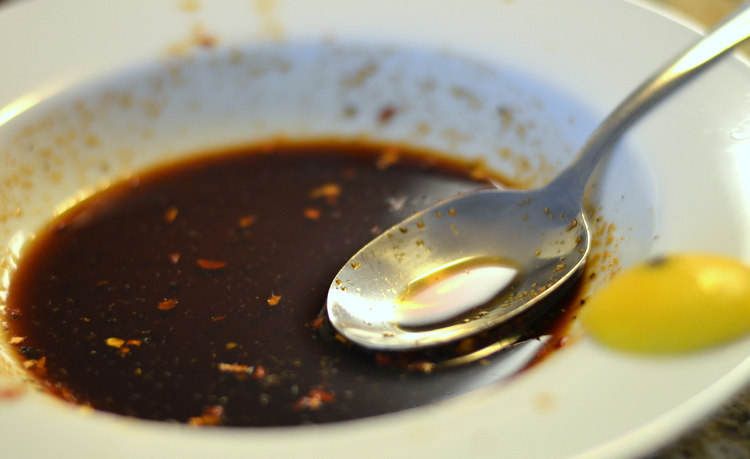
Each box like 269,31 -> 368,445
0,34 -> 660,457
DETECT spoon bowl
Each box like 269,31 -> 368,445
327,184 -> 588,351
327,2 -> 750,351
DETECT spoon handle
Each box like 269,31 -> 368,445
556,1 -> 750,195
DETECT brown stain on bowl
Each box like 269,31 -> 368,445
253,0 -> 285,40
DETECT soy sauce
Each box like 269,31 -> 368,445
5,141 -> 569,426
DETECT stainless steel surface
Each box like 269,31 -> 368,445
326,1 -> 750,352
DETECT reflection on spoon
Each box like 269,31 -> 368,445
395,256 -> 519,328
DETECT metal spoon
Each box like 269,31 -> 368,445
326,3 -> 750,351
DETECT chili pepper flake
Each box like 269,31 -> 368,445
311,317 -> 325,329
303,207 -> 321,220
0,385 -> 25,400
58,387 -> 78,404
24,356 -> 47,377
9,336 -> 25,345
197,259 -> 226,270
238,215 -> 256,228
163,207 -> 179,223
293,389 -> 336,411
158,299 -> 179,311
378,105 -> 397,124
267,294 -> 282,306
376,146 -> 400,170
309,183 -> 342,205
106,337 -> 125,348
218,363 -> 253,374
252,365 -> 267,379
168,253 -> 180,264
188,405 -> 224,426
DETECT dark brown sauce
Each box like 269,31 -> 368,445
4,141 -> 573,426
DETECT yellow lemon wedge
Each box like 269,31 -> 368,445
581,253 -> 750,354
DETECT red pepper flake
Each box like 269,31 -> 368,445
0,385 -> 25,400
35,359 -> 48,377
252,365 -> 266,379
158,299 -> 179,311
168,253 -> 180,264
188,405 -> 224,426
266,294 -> 282,306
197,33 -> 217,48
106,337 -> 125,348
293,389 -> 336,411
238,215 -> 256,228
309,183 -> 342,205
378,105 -> 397,124
211,315 -> 226,322
309,389 -> 335,403
24,356 -> 46,377
9,336 -> 25,345
311,317 -> 325,329
303,207 -> 321,220
163,206 -> 179,223
218,363 -> 253,374
126,339 -> 142,347
197,259 -> 226,270
58,387 -> 78,403
376,146 -> 400,170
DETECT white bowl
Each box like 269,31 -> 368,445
1,0 -> 750,457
